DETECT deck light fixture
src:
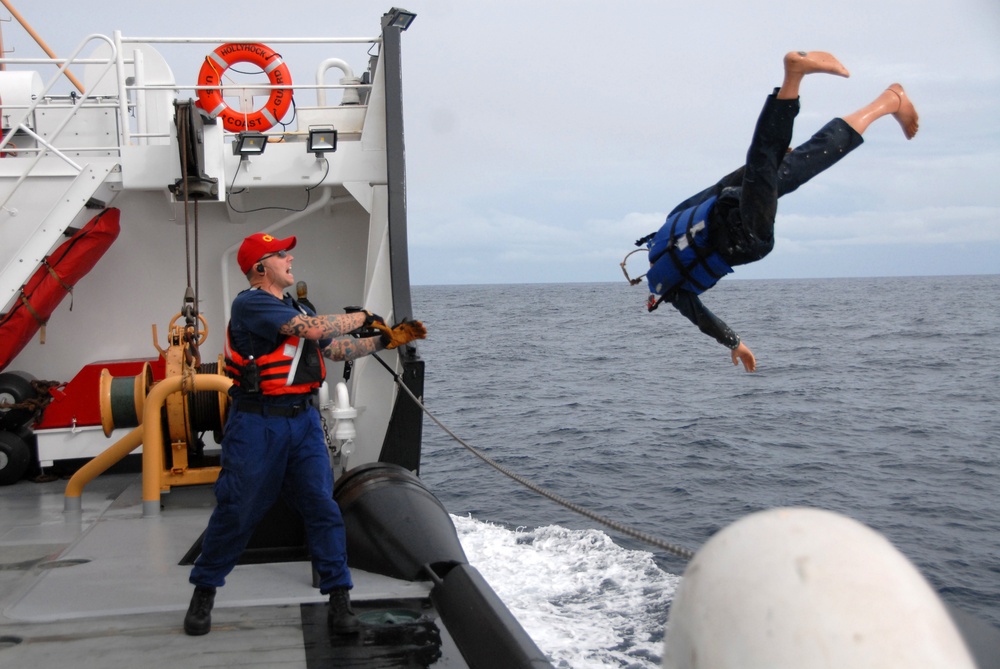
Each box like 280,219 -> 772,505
232,131 -> 268,159
307,127 -> 338,157
385,8 -> 416,31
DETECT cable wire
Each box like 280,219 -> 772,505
370,352 -> 696,561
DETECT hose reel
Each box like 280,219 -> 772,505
98,310 -> 230,475
98,357 -> 227,439
99,362 -> 153,437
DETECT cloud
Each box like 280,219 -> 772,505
777,206 -> 1000,248
28,0 -> 1000,284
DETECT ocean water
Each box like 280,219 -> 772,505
411,275 -> 1000,668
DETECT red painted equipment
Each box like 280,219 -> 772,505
0,208 -> 121,373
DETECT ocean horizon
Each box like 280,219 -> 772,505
411,274 -> 1000,667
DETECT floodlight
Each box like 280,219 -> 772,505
232,131 -> 267,158
385,8 -> 416,31
307,127 -> 338,157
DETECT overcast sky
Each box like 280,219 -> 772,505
18,0 -> 1000,285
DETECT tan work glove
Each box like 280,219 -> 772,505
361,310 -> 386,328
373,319 -> 427,349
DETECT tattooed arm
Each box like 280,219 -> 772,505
322,336 -> 384,362
279,312 -> 367,340
278,312 -> 386,362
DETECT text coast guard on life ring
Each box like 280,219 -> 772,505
196,42 -> 293,133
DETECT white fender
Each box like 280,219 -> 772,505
662,507 -> 976,669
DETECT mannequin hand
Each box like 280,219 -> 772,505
731,341 -> 756,372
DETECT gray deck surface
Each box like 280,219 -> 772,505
0,473 -> 465,668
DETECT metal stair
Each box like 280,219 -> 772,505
0,162 -> 119,312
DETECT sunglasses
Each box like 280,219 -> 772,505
257,249 -> 289,263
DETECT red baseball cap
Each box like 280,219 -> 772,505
237,233 -> 297,274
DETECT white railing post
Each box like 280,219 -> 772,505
114,31 -> 131,146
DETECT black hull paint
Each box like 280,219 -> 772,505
336,462 -> 554,668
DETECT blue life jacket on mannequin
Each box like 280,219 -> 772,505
646,196 -> 733,296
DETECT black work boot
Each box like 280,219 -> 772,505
327,587 -> 360,634
184,586 -> 216,636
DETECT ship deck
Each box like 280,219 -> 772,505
0,472 -> 467,667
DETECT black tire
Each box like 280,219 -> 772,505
0,371 -> 38,430
0,430 -> 31,485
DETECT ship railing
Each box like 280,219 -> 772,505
0,34 -> 119,211
0,32 -> 381,162
0,31 -> 383,312
113,33 -> 381,147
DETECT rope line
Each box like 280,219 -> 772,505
371,353 -> 696,561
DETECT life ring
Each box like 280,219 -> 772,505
196,43 -> 293,133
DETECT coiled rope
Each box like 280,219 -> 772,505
371,353 -> 696,561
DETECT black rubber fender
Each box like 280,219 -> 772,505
0,430 -> 31,485
334,462 -> 467,580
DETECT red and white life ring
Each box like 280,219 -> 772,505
196,43 -> 293,133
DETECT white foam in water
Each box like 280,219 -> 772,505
452,514 -> 681,668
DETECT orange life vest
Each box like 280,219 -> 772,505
224,326 -> 325,395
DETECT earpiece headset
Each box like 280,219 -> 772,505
256,263 -> 265,274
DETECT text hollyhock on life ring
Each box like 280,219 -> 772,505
196,42 -> 293,132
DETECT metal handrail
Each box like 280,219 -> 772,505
118,35 -> 381,45
0,34 -> 117,155
110,33 -> 381,105
0,34 -> 118,211
0,31 -> 383,201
